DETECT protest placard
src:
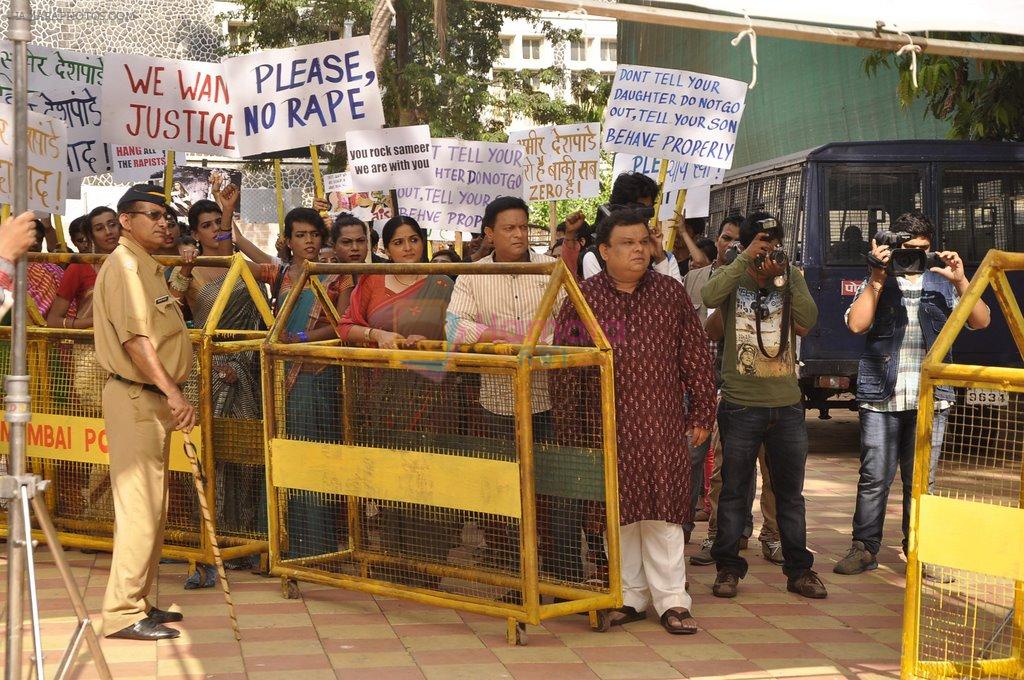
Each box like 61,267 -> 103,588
0,41 -> 107,178
612,153 -> 724,191
396,138 -> 524,233
660,186 -> 711,219
224,37 -> 385,157
0,105 -> 68,214
345,125 -> 432,191
508,123 -> 600,201
102,54 -> 237,157
602,65 -> 747,170
323,171 -> 392,226
111,145 -> 185,183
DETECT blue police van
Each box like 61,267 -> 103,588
708,140 -> 1024,417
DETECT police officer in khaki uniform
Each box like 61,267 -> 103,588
95,185 -> 196,640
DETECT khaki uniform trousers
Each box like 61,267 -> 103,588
101,378 -> 174,635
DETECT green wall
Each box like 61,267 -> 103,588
618,19 -> 950,168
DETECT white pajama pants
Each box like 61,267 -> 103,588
615,520 -> 691,616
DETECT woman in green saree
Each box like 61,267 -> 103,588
170,194 -> 268,587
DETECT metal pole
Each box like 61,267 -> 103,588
5,0 -> 32,677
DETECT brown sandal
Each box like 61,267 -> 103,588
595,605 -> 647,632
660,607 -> 698,635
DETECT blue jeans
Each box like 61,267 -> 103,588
711,401 -> 813,579
852,408 -> 948,556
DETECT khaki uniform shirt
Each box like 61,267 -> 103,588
93,237 -> 192,384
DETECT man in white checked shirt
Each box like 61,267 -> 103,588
446,195 -> 583,586
834,211 -> 990,578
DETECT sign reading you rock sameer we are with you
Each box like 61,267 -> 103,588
602,64 -> 748,170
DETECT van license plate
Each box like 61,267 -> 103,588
965,388 -> 1009,407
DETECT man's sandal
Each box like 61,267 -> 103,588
594,605 -> 647,632
660,607 -> 698,635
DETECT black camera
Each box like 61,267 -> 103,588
872,230 -> 942,276
756,248 -> 788,270
722,243 -> 788,270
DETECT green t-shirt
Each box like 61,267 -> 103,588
701,252 -> 818,407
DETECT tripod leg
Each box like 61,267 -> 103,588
21,489 -> 45,680
30,493 -> 112,680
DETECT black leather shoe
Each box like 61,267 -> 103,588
147,607 -> 183,624
106,618 -> 180,640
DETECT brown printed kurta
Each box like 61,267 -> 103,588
553,270 -> 716,526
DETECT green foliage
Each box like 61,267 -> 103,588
863,34 -> 1024,141
220,0 -> 611,145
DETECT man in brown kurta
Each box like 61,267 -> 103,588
95,184 -> 195,640
554,208 -> 716,634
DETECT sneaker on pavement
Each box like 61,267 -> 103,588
712,570 -> 739,598
833,541 -> 878,575
787,569 -> 828,599
761,539 -> 784,565
690,537 -> 715,566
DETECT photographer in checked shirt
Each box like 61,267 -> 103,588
834,210 -> 989,579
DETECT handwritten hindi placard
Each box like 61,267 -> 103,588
396,138 -> 524,233
602,65 -> 747,170
224,37 -> 385,157
508,123 -> 600,201
0,105 -> 68,214
0,41 -> 107,179
345,125 -> 433,191
612,153 -> 724,192
101,55 -> 238,157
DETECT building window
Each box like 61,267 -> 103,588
600,39 -> 617,62
570,39 -> 588,61
499,37 -> 512,59
601,72 -> 616,85
227,22 -> 252,50
523,37 -> 543,61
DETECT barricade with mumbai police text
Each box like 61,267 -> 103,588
0,252 -> 274,570
262,260 -> 621,645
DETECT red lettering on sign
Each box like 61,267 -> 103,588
841,279 -> 862,297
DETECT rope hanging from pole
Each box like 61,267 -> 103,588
730,14 -> 758,90
896,31 -> 922,89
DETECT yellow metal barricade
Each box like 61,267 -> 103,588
0,252 -> 274,568
262,260 -> 621,644
903,250 -> 1024,679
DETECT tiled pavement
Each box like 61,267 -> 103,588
1,411 -> 911,679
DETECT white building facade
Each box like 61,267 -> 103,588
494,13 -> 617,129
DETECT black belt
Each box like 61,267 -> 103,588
109,374 -> 166,397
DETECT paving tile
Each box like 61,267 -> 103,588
586,660 -> 683,679
505,662 -> 599,679
420,663 -> 512,679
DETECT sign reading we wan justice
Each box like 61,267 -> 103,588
0,413 -> 199,473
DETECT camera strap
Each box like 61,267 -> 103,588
754,278 -> 791,360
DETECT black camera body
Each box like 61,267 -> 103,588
722,243 -> 788,271
872,230 -> 942,277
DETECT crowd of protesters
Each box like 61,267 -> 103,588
14,165 -> 988,639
